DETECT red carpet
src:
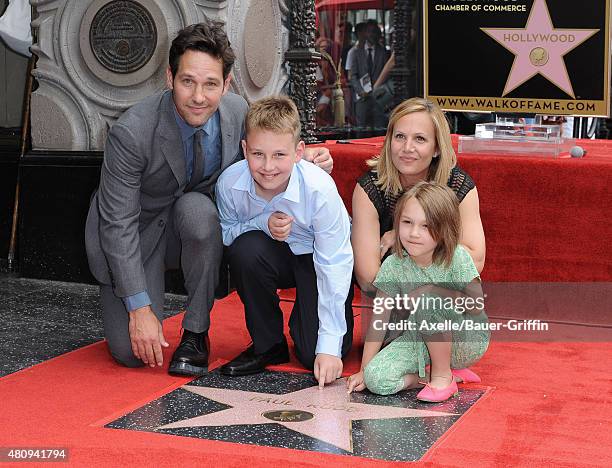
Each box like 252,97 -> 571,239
1,293 -> 611,466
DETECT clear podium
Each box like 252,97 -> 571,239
458,117 -> 575,157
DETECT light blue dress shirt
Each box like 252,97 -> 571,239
215,159 -> 354,357
122,103 -> 222,313
173,105 -> 221,180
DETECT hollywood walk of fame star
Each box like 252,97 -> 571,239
481,0 -> 599,97
157,378 -> 457,453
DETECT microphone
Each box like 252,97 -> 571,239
570,146 -> 586,158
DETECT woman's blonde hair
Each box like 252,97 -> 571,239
369,97 -> 456,195
392,181 -> 460,267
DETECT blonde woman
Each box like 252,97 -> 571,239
351,97 -> 486,294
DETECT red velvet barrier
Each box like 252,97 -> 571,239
314,137 -> 612,282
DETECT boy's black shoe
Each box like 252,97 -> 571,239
168,329 -> 209,376
219,340 -> 289,376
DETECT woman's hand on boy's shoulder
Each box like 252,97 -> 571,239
303,147 -> 333,174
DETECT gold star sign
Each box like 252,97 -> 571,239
481,0 -> 599,97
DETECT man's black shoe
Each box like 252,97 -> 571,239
168,329 -> 209,376
219,340 -> 289,376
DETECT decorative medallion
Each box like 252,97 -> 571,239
89,0 -> 157,74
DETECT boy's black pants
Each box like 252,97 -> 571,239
227,230 -> 353,370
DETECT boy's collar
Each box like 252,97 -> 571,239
282,163 -> 301,203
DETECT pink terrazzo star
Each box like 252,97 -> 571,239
158,378 -> 456,452
481,0 -> 599,97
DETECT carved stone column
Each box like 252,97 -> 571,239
391,0 -> 419,107
284,0 -> 319,143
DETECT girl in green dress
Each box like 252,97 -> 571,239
347,182 -> 490,402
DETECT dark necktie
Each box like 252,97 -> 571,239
367,48 -> 374,77
185,129 -> 205,192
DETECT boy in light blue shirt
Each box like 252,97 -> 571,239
215,96 -> 353,388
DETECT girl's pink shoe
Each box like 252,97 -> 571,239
452,368 -> 481,383
416,377 -> 458,402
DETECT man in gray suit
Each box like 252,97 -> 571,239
349,20 -> 390,128
85,18 -> 332,376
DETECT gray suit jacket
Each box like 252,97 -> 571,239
85,90 -> 248,296
349,43 -> 390,95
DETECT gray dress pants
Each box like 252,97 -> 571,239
355,94 -> 387,128
100,192 -> 222,367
